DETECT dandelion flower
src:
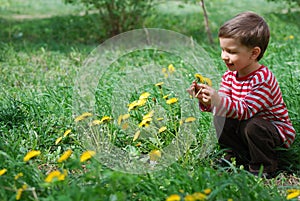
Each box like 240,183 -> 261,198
203,188 -> 212,195
45,170 -> 67,183
184,195 -> 195,201
138,118 -> 151,127
133,130 -> 141,141
289,35 -> 294,40
163,94 -> 170,100
23,150 -> 41,162
0,169 -> 7,176
143,110 -> 154,120
157,117 -> 164,121
57,149 -> 72,163
158,126 -> 167,133
74,112 -> 93,122
16,184 -> 27,200
162,68 -> 167,74
100,116 -> 112,123
168,64 -> 175,73
80,150 -> 96,162
192,192 -> 207,200
118,113 -> 130,125
91,120 -> 102,126
203,77 -> 212,86
166,194 -> 181,201
63,129 -> 72,137
55,136 -> 63,145
184,117 -> 196,123
286,189 -> 300,200
155,82 -> 164,88
139,92 -> 150,100
149,150 -> 161,161
227,199 -> 233,201
166,97 -> 178,104
128,100 -> 140,111
14,172 -> 24,180
195,73 -> 204,83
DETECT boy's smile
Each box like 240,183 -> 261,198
219,37 -> 261,77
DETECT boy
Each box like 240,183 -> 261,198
187,11 -> 296,177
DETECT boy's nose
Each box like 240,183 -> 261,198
221,50 -> 229,61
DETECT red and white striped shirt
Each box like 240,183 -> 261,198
203,65 -> 296,148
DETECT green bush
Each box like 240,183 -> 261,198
64,0 -> 155,37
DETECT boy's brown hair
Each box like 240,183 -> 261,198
218,11 -> 270,61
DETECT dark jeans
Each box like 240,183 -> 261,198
214,116 -> 282,173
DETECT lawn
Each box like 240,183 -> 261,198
0,0 -> 300,200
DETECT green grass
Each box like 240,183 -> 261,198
0,0 -> 300,200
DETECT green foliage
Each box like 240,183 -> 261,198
267,0 -> 300,7
64,0 -> 155,37
0,0 -> 300,200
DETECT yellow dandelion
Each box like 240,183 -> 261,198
118,113 -> 130,125
166,97 -> 178,104
289,35 -> 294,40
184,117 -> 196,123
16,188 -> 23,200
184,194 -> 195,201
74,112 -> 93,122
45,170 -> 67,183
80,150 -> 96,162
138,118 -> 151,127
57,149 -> 72,163
16,184 -> 27,200
168,64 -> 175,73
0,169 -> 7,176
133,130 -> 141,141
149,150 -> 161,161
157,117 -> 164,121
100,116 -> 112,123
195,73 -> 204,83
14,172 -> 24,180
23,150 -> 41,162
203,188 -> 212,195
287,190 -> 300,200
227,199 -> 233,201
128,100 -> 139,111
203,77 -> 212,86
143,110 -> 154,120
162,68 -> 167,74
163,94 -> 170,100
135,142 -> 142,147
55,136 -> 63,145
91,119 -> 102,126
192,192 -> 207,200
63,129 -> 72,137
180,120 -> 184,125
166,194 -> 181,201
158,126 -> 167,133
139,92 -> 151,100
155,82 -> 164,88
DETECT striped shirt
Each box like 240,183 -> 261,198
202,65 -> 296,148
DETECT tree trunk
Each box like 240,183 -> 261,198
200,0 -> 214,45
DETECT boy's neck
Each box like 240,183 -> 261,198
237,62 -> 261,78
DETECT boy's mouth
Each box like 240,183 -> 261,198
226,63 -> 234,68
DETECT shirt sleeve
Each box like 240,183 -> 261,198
214,72 -> 273,120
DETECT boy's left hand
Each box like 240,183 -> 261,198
197,83 -> 221,107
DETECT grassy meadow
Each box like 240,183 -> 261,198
0,0 -> 300,200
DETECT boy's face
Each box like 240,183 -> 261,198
219,37 -> 260,77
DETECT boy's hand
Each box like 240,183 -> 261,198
187,82 -> 221,107
198,83 -> 221,107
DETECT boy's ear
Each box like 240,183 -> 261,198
251,47 -> 261,60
